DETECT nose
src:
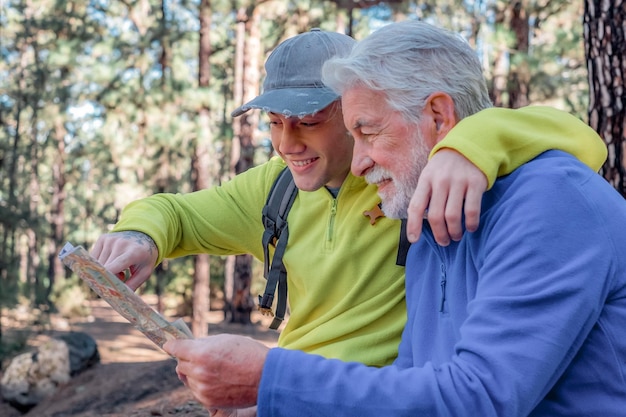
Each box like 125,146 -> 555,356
276,122 -> 303,155
351,140 -> 373,177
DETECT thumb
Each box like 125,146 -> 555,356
163,339 -> 180,357
163,338 -> 199,360
123,266 -> 154,291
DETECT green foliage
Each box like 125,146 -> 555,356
49,277 -> 91,318
0,272 -> 21,310
527,6 -> 589,117
0,0 -> 598,310
0,330 -> 29,366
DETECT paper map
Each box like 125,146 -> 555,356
59,242 -> 193,349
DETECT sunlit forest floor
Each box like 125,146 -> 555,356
1,298 -> 279,416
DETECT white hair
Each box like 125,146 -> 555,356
322,20 -> 492,124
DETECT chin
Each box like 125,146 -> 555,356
294,179 -> 325,192
382,207 -> 405,220
381,197 -> 408,220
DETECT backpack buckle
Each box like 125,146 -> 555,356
257,306 -> 275,317
258,294 -> 275,316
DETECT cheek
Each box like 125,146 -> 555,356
336,136 -> 354,159
269,132 -> 283,155
372,146 -> 396,170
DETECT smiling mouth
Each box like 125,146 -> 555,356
291,158 -> 318,167
376,178 -> 392,189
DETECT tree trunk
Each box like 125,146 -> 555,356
584,0 -> 626,197
490,48 -> 509,107
491,6 -> 510,107
491,1 -> 531,108
154,151 -> 171,314
28,122 -> 42,305
150,0 -> 173,315
223,5 -> 262,325
190,0 -> 213,338
508,1 -> 530,108
47,116 -> 67,302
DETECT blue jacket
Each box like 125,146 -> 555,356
258,151 -> 626,417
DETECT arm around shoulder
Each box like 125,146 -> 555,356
433,106 -> 607,189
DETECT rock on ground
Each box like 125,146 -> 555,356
23,359 -> 209,417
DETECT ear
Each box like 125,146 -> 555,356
422,92 -> 457,145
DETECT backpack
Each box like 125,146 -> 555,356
259,166 -> 410,330
260,167 -> 298,329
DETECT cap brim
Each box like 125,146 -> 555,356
231,87 -> 339,118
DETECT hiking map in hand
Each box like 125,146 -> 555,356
59,242 -> 193,350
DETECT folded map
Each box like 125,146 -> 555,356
59,242 -> 193,349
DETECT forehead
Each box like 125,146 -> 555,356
341,87 -> 390,128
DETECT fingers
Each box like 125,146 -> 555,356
165,340 -> 203,388
90,238 -> 104,259
463,183 -> 483,233
164,336 -> 266,411
422,180 -> 452,247
441,182 -> 465,242
91,235 -> 117,267
177,370 -> 189,386
90,232 -> 157,289
97,249 -> 149,289
406,176 -> 431,243
420,181 -> 465,246
118,264 -> 152,290
407,149 -> 488,246
210,407 -> 256,417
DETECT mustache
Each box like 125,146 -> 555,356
365,166 -> 391,186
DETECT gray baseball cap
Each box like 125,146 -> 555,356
231,28 -> 355,118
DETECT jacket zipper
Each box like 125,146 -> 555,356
328,198 -> 338,244
424,227 -> 448,314
439,263 -> 447,313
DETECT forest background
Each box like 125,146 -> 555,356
1,0 -> 625,358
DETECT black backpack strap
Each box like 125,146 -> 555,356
260,167 -> 298,329
396,218 -> 410,266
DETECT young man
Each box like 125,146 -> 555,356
164,22 -> 624,417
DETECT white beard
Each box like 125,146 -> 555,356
365,131 -> 430,219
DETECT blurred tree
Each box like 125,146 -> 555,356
500,1 -> 531,108
490,0 -> 575,109
224,2 -> 266,325
0,0 -> 103,307
191,0 -> 213,337
380,1 -> 584,113
330,0 -> 403,36
584,0 -> 626,197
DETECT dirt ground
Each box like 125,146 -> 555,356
0,298 -> 280,417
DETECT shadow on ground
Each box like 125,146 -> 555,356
1,299 -> 280,417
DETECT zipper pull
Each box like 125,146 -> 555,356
439,264 -> 447,312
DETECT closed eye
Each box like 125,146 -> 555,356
361,131 -> 382,143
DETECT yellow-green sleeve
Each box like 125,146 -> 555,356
432,106 -> 607,189
111,157 -> 286,265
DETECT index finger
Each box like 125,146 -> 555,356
406,178 -> 432,243
91,238 -> 104,259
